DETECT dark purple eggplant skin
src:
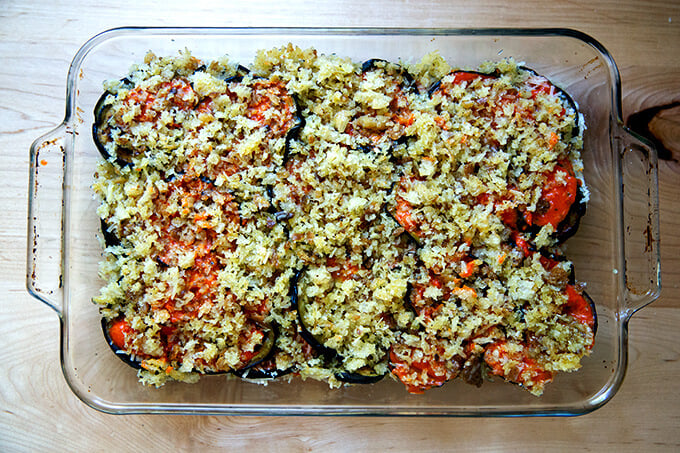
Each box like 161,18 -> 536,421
201,327 -> 276,376
235,327 -> 277,372
233,319 -> 295,381
233,364 -> 294,380
582,290 -> 598,335
93,91 -> 132,167
198,174 -> 216,185
282,93 -> 305,164
264,185 -> 295,227
553,185 -> 587,244
163,172 -> 216,187
362,58 -> 416,93
402,281 -> 415,313
223,64 -> 252,83
100,219 -> 120,248
334,370 -> 385,384
93,79 -> 136,167
290,268 -> 339,360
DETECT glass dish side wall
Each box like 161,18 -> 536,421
33,28 -> 658,415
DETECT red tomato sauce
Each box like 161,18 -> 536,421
125,78 -> 196,122
108,318 -> 133,350
246,80 -> 295,137
532,165 -> 578,228
484,341 -> 553,389
389,345 -> 455,394
564,284 -> 595,330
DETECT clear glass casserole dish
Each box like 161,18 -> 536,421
27,27 -> 660,416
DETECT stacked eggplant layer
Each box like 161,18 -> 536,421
93,47 -> 594,395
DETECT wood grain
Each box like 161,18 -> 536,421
1,0 -> 679,451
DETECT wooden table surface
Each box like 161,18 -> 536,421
2,1 -> 679,451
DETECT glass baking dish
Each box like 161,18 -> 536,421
27,27 -> 661,416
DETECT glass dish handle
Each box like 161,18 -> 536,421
27,125 -> 66,316
618,123 -> 661,318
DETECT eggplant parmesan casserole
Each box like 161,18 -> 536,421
92,45 -> 595,396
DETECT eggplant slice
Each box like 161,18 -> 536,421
101,317 -> 142,370
102,316 -> 275,376
537,249 -> 597,335
519,66 -> 581,136
282,93 -> 305,164
239,76 -> 304,164
362,58 -> 416,93
237,327 -> 277,372
529,183 -> 587,245
189,327 -> 276,376
502,183 -> 587,246
92,79 -> 136,167
345,59 -> 416,146
93,72 -> 305,168
427,70 -> 498,97
290,268 -> 338,359
552,185 -> 587,244
428,67 -> 586,245
291,267 -> 391,385
232,335 -> 295,380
